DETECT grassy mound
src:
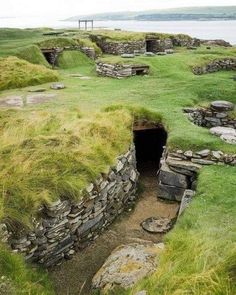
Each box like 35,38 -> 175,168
57,50 -> 94,69
15,45 -> 49,67
37,37 -> 78,49
0,109 -> 132,225
127,165 -> 236,295
0,243 -> 54,294
76,38 -> 102,55
0,57 -> 59,90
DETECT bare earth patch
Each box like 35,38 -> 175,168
0,93 -> 57,107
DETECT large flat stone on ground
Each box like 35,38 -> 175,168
166,158 -> 201,175
92,243 -> 164,291
26,94 -> 56,104
210,127 -> 236,137
0,96 -> 23,107
141,217 -> 173,233
159,163 -> 189,188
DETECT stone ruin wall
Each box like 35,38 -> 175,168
193,58 -> 236,75
96,62 -> 149,78
158,147 -> 236,203
1,146 -> 139,267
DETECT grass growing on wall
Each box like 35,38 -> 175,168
0,56 -> 59,90
37,37 -> 78,49
0,109 -> 133,225
15,45 -> 50,67
57,50 -> 94,69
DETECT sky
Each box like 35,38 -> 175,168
0,0 -> 235,18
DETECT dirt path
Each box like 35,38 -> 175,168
49,169 -> 179,295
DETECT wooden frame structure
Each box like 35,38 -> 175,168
78,20 -> 94,30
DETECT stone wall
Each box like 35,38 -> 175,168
193,58 -> 236,75
96,62 -> 150,78
95,40 -> 146,55
158,148 -> 236,202
184,101 -> 236,129
2,146 -> 139,267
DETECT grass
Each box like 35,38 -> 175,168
122,165 -> 236,295
0,56 -> 59,90
57,50 -> 94,69
0,109 -> 133,226
36,37 -> 78,49
15,45 -> 50,67
0,28 -> 235,295
0,243 -> 55,294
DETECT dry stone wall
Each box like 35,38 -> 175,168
184,101 -> 236,129
96,62 -> 150,78
2,146 -> 139,267
158,148 -> 236,202
193,58 -> 236,75
93,40 -> 146,55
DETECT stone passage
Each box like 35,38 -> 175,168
41,48 -> 63,67
133,121 -> 167,173
2,147 -> 139,267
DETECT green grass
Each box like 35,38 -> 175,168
0,56 -> 59,90
0,243 -> 54,294
122,165 -> 236,295
0,28 -> 235,295
15,45 -> 50,67
0,109 -> 133,225
57,50 -> 94,69
37,37 -> 78,49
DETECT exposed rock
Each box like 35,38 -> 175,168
210,101 -> 234,112
165,49 -> 174,54
193,58 -> 236,75
28,88 -> 47,93
145,52 -> 156,57
50,83 -> 65,90
135,291 -> 147,295
158,183 -> 185,201
92,243 -> 164,291
166,159 -> 201,174
221,134 -> 236,145
121,54 -> 135,58
0,96 -> 23,108
141,217 -> 173,233
159,163 -> 189,188
196,149 -> 211,157
156,52 -> 167,56
210,127 -> 236,137
178,190 -> 195,217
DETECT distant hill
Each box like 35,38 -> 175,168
66,6 -> 236,21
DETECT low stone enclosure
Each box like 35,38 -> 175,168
184,100 -> 236,129
90,34 -> 200,55
193,58 -> 236,75
96,62 -> 150,78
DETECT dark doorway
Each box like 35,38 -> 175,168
134,126 -> 167,174
146,39 -> 157,52
41,50 -> 58,67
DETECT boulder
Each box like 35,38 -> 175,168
121,54 -> 135,58
156,52 -> 167,56
210,127 -> 236,137
165,49 -> 174,54
178,190 -> 195,217
210,100 -> 234,112
158,183 -> 185,201
92,243 -> 164,291
50,83 -> 65,90
141,217 -> 173,233
221,134 -> 236,145
159,163 -> 189,188
145,52 -> 156,57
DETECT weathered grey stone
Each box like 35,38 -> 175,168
141,217 -> 173,233
158,183 -> 185,201
92,243 -> 164,291
167,158 -> 201,174
135,291 -> 148,295
159,163 -> 189,188
210,100 -> 234,112
196,149 -> 211,157
50,83 -> 65,90
121,54 -> 135,58
178,190 -> 195,217
191,159 -> 216,165
210,127 -> 236,137
221,134 -> 236,144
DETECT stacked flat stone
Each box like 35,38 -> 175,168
2,146 -> 139,267
184,100 -> 236,129
158,148 -> 236,202
80,47 -> 96,59
96,62 -> 150,78
193,58 -> 236,75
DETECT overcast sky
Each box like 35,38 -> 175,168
1,0 -> 235,18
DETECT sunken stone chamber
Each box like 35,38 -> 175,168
2,146 -> 139,267
96,62 -> 150,78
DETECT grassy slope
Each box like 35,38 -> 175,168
58,50 -> 94,69
0,56 -> 59,90
15,45 -> 50,67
